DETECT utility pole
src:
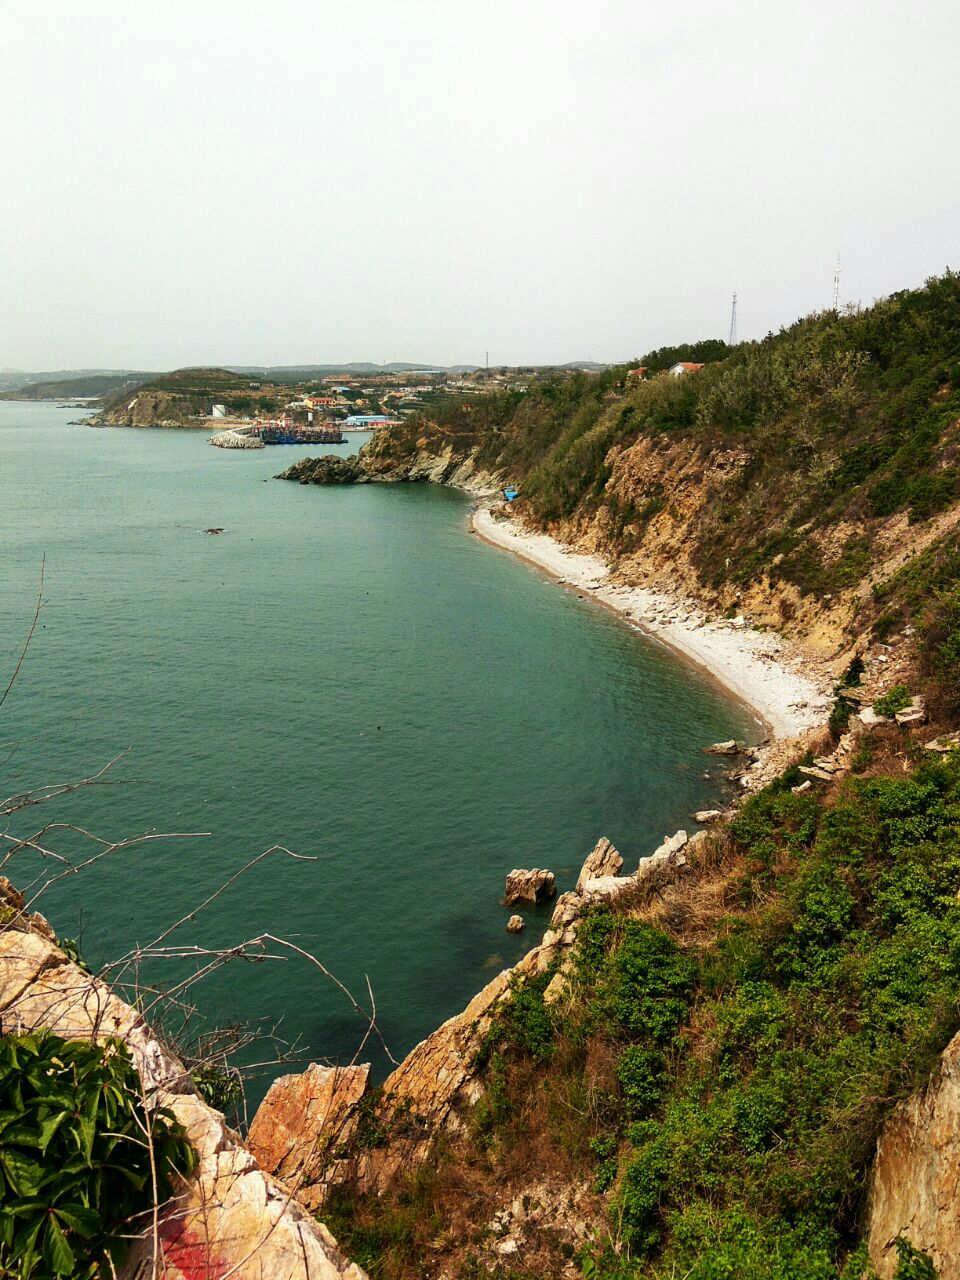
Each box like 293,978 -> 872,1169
485,350 -> 489,370
728,291 -> 738,346
832,254 -> 841,311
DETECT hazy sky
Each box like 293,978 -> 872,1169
3,0 -> 958,369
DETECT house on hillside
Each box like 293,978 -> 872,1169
669,362 -> 705,377
628,367 -> 648,380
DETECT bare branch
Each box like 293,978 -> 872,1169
0,554 -> 46,714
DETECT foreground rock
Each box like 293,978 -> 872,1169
866,1028 -> 960,1278
0,882 -> 366,1280
248,1063 -> 370,1211
503,867 -> 557,906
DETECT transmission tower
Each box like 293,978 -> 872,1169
728,291 -> 738,346
832,254 -> 841,310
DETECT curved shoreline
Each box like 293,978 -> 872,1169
470,506 -> 832,742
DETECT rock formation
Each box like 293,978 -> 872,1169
503,867 -> 557,906
247,830 -> 697,1205
0,880 -> 366,1280
506,914 -> 525,933
248,1063 -> 371,1211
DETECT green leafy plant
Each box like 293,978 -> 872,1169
874,685 -> 912,718
0,1032 -> 196,1278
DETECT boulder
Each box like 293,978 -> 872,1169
895,697 -> 927,726
925,733 -> 960,754
506,915 -> 525,934
692,809 -> 722,824
705,740 -> 745,755
503,868 -> 556,906
247,1062 -> 371,1210
575,837 -> 623,892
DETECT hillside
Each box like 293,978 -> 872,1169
90,366 -> 291,426
344,275 -> 960,685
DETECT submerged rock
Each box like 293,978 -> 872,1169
503,867 -> 557,906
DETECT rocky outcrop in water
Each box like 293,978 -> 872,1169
277,439 -> 502,497
0,880 -> 366,1280
279,455 -> 365,484
503,867 -> 557,906
247,833 -> 695,1205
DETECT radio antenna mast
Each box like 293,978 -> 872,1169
832,254 -> 841,310
728,290 -> 738,346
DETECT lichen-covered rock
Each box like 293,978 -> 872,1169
503,868 -> 556,906
866,1028 -> 960,1278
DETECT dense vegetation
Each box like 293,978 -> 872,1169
329,744 -> 960,1278
0,1033 -> 195,1278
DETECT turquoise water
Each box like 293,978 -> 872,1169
0,403 -> 754,1101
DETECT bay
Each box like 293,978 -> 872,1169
0,402 -> 754,1101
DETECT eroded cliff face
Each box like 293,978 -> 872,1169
0,878 -> 366,1280
866,1029 -> 960,1278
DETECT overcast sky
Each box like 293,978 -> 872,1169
2,0 -> 958,370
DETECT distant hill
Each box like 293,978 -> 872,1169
225,362 -> 448,382
0,372 -> 155,401
0,368 -> 156,394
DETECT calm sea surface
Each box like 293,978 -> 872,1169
0,403 -> 754,1100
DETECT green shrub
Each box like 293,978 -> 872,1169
874,685 -> 912,718
0,1033 -> 195,1279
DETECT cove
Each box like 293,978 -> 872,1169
0,403 -> 754,1101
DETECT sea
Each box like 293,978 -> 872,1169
0,402 -> 755,1102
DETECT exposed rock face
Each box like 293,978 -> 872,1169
503,868 -> 557,906
248,1063 -> 370,1210
575,837 -> 623,892
866,1029 -> 960,1278
0,883 -> 366,1280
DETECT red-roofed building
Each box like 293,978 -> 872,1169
628,367 -> 648,379
669,362 -> 705,377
